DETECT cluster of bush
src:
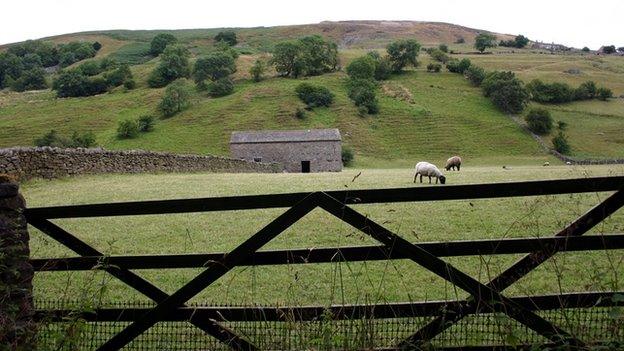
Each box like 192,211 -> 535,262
58,41 -> 100,67
446,58 -> 488,91
147,33 -> 239,98
0,40 -> 100,92
446,56 -> 614,114
117,115 -> 155,139
524,108 -> 571,154
193,51 -> 237,96
270,35 -> 339,78
444,57 -> 529,114
426,44 -> 450,64
499,35 -> 530,48
34,130 -> 96,148
341,40 -> 421,115
446,58 -> 472,74
427,63 -> 442,72
294,83 -> 334,110
52,59 -> 134,98
600,45 -> 624,55
526,79 -> 613,103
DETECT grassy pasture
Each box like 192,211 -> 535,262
24,165 -> 624,308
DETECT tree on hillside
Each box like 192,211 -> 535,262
0,53 -> 24,88
386,39 -> 421,73
214,31 -> 238,46
269,36 -> 338,78
7,40 -> 59,67
464,65 -> 485,86
347,78 -> 379,115
299,35 -> 339,75
249,59 -> 266,82
193,52 -> 237,90
438,44 -> 448,53
525,108 -> 553,134
52,70 -> 93,97
366,51 -> 392,80
104,64 -> 133,87
148,44 -> 191,88
582,47 -> 590,52
482,71 -> 529,114
513,35 -> 530,48
474,33 -> 497,53
150,33 -> 178,56
601,45 -> 616,54
346,56 -> 376,80
618,47 -> 624,53
159,78 -> 192,117
270,41 -> 305,78
11,67 -> 47,92
58,42 -> 96,66
21,53 -> 43,70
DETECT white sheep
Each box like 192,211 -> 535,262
414,162 -> 446,184
445,156 -> 462,171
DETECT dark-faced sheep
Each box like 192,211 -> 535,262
414,162 -> 446,184
445,156 -> 462,171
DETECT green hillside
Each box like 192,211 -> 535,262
1,21 -> 623,166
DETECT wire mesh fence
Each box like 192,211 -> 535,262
35,299 -> 624,350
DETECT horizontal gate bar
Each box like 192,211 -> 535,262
406,343 -> 619,351
31,234 -> 624,271
25,176 -> 624,219
34,291 -> 624,322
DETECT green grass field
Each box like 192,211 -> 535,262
24,165 -> 624,308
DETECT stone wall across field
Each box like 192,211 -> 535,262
0,147 -> 282,181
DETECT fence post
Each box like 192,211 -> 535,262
0,175 -> 35,349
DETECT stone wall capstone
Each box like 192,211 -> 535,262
0,147 -> 282,181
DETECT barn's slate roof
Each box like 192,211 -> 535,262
230,129 -> 341,144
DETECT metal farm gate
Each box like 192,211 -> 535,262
26,176 -> 624,350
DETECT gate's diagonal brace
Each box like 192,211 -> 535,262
400,188 -> 624,347
94,192 -> 321,351
26,217 -> 255,351
315,193 -> 584,348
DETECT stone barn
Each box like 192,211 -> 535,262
230,129 -> 342,173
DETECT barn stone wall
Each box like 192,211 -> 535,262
0,147 -> 281,181
231,140 -> 342,172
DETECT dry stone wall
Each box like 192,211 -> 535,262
0,147 -> 281,181
0,178 -> 35,348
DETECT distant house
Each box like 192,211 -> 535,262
230,129 -> 342,173
531,41 -> 569,51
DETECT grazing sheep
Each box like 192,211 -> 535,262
414,162 -> 446,184
566,161 -> 572,165
543,161 -> 550,166
445,156 -> 462,171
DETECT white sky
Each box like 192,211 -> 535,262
1,0 -> 622,49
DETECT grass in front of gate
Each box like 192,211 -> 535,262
22,164 -> 624,307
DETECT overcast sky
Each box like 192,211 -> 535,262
1,0 -> 622,49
